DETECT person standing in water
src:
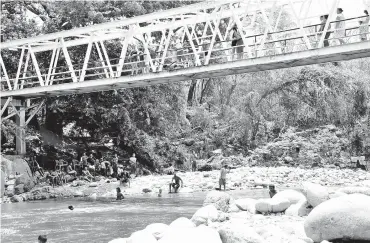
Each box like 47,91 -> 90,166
219,165 -> 230,191
191,152 -> 197,172
116,187 -> 124,200
112,154 -> 119,178
38,235 -> 47,243
334,8 -> 346,45
129,153 -> 137,175
169,173 -> 183,193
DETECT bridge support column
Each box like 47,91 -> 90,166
15,100 -> 26,155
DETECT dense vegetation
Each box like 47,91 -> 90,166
1,1 -> 369,170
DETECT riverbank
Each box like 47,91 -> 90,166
2,166 -> 369,204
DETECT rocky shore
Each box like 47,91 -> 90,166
107,181 -> 370,243
2,165 -> 369,204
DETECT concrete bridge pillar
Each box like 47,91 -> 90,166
15,102 -> 26,155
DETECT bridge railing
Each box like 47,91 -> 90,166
1,15 -> 369,92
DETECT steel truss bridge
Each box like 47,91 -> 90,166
1,0 -> 370,154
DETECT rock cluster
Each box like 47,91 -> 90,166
108,183 -> 370,243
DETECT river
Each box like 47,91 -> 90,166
1,189 -> 269,243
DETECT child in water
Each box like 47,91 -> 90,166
38,235 -> 47,243
116,187 -> 124,200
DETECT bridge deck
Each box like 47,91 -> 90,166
2,41 -> 369,98
1,0 -> 370,99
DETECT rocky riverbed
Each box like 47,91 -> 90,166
107,182 -> 370,243
2,166 -> 370,204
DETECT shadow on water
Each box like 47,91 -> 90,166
1,189 -> 269,243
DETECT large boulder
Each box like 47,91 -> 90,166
203,191 -> 233,212
302,182 -> 329,207
169,217 -> 195,228
256,225 -> 307,243
285,199 -> 312,217
255,198 -> 291,213
272,189 -> 306,204
10,195 -> 23,202
218,224 -> 264,243
145,223 -> 169,240
15,174 -> 35,192
1,156 -> 32,179
191,204 -> 219,226
228,203 -> 242,213
14,184 -> 25,195
235,198 -> 258,214
127,230 -> 157,243
158,224 -> 222,243
337,187 -> 370,196
304,194 -> 370,242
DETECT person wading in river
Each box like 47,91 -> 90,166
269,185 -> 277,198
116,187 -> 124,200
219,165 -> 230,191
169,172 -> 183,193
38,235 -> 47,243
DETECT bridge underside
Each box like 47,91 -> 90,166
1,41 -> 370,99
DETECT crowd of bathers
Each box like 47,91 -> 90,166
27,152 -> 138,187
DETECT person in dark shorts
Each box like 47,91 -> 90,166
38,235 -> 47,243
269,185 -> 277,198
219,165 -> 229,191
169,173 -> 183,193
116,187 -> 124,200
231,24 -> 243,60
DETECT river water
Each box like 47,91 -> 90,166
1,189 -> 269,243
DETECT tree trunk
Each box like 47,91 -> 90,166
225,76 -> 237,106
200,79 -> 211,104
187,80 -> 197,106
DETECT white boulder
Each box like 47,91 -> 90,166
89,182 -> 98,187
285,199 -> 312,217
203,191 -> 233,212
272,189 -> 306,204
145,223 -> 169,240
270,198 -> 291,212
88,193 -> 97,200
255,198 -> 290,213
158,224 -> 221,243
191,204 -> 219,226
169,217 -> 195,228
218,224 -> 264,243
256,225 -> 306,243
127,230 -> 157,243
228,203 -> 242,213
337,187 -> 370,196
235,198 -> 258,213
304,194 -> 370,242
302,182 -> 329,207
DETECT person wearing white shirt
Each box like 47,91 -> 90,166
334,8 -> 346,45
